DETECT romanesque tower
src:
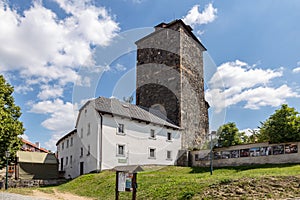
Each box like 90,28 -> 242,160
135,19 -> 209,150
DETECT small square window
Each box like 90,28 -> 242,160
80,147 -> 83,157
149,148 -> 156,159
66,157 -> 68,166
150,129 -> 155,139
117,145 -> 125,156
118,124 -> 125,134
87,123 -> 91,135
87,145 -> 90,156
167,132 -> 172,141
167,151 -> 172,160
70,155 -> 73,165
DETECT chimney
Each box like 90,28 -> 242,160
35,142 -> 40,148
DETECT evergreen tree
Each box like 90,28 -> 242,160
0,75 -> 24,168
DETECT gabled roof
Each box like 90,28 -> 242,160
17,151 -> 57,164
21,139 -> 49,153
56,129 -> 76,146
91,97 -> 180,129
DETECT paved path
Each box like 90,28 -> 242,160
0,192 -> 50,200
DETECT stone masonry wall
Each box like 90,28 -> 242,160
180,27 -> 208,149
191,142 -> 300,167
136,27 -> 181,126
136,21 -> 209,150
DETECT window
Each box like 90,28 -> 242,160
70,155 -> 73,165
66,139 -> 69,148
150,129 -> 155,139
167,151 -> 172,160
80,128 -> 83,138
117,144 -> 125,156
66,157 -> 68,166
87,123 -> 91,135
87,145 -> 90,156
167,132 -> 172,141
80,147 -> 83,157
118,124 -> 125,134
62,142 -> 64,150
70,137 -> 73,146
149,148 -> 156,159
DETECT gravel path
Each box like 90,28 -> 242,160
0,192 -> 50,200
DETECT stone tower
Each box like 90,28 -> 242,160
135,19 -> 209,150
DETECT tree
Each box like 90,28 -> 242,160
216,122 -> 245,147
0,75 -> 24,168
258,104 -> 300,143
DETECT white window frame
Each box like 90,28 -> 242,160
149,129 -> 156,139
167,132 -> 172,141
149,148 -> 156,159
167,150 -> 172,160
117,123 -> 125,135
87,145 -> 90,156
87,123 -> 91,135
66,156 -> 68,166
117,144 -> 125,157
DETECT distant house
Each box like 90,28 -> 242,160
0,139 -> 58,181
21,139 -> 49,153
56,97 -> 181,179
16,151 -> 58,180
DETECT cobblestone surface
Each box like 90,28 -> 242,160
0,192 -> 50,200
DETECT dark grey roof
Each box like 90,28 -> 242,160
56,129 -> 76,146
91,97 -> 180,129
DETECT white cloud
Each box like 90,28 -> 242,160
30,99 -> 77,149
206,60 -> 299,112
182,3 -> 217,28
0,0 -> 119,90
37,85 -> 64,100
292,67 -> 300,73
115,63 -> 127,71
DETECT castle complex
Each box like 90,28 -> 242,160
136,19 -> 209,149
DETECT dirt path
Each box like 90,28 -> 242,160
32,189 -> 95,200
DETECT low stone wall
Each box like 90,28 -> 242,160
191,142 -> 300,167
6,179 -> 67,188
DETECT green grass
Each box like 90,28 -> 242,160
57,164 -> 300,199
8,164 -> 300,199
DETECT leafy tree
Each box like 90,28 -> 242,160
0,75 -> 24,168
259,104 -> 300,143
217,122 -> 245,147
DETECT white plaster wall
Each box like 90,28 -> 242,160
76,102 -> 101,175
101,114 -> 181,170
56,132 -> 80,179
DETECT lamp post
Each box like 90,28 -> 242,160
210,131 -> 216,175
5,151 -> 10,190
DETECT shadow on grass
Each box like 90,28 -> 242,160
189,163 -> 299,174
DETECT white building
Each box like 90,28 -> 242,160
56,97 -> 181,179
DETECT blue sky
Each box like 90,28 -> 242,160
0,0 -> 299,150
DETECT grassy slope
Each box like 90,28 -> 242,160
54,164 -> 300,200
